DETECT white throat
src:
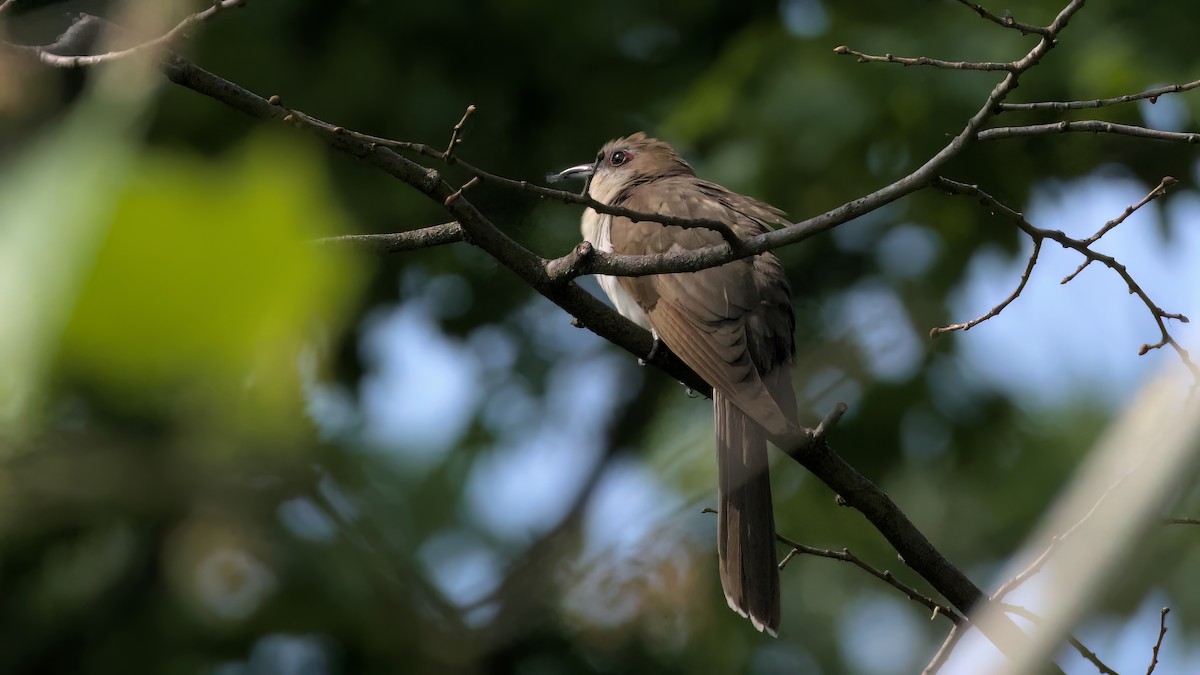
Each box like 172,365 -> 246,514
581,176 -> 652,330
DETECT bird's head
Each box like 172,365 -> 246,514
547,132 -> 695,204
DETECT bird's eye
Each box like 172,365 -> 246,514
611,150 -> 629,166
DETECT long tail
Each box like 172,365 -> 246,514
715,389 -> 780,636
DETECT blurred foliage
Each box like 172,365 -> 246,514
1,0 -> 1199,674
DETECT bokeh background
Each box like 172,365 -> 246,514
2,0 -> 1199,673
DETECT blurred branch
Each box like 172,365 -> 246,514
978,121 -> 1200,144
316,221 -> 466,253
923,625 -> 965,674
1146,607 -> 1170,674
833,44 -> 1015,72
1,0 -> 246,67
954,0 -> 1049,36
933,177 -> 1198,382
1165,517 -> 1200,525
999,79 -> 1200,111
999,604 -> 1120,675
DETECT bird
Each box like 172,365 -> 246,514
549,132 -> 799,636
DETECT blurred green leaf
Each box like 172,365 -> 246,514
57,132 -> 367,438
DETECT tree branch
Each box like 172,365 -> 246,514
1062,176 -> 1176,284
933,178 -> 1198,381
931,237 -> 1041,338
316,222 -> 466,253
953,0 -> 1049,36
999,79 -> 1200,111
833,44 -> 1014,71
999,604 -> 1120,675
774,531 -> 963,624
2,0 -> 246,67
1146,607 -> 1170,675
979,121 -> 1200,144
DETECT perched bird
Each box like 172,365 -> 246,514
549,133 -> 799,635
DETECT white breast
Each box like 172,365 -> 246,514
581,208 -> 652,330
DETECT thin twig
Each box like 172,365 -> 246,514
773,530 -> 964,624
999,604 -> 1120,675
1062,176 -> 1177,284
979,121 -> 1200,144
312,126 -> 750,250
991,477 -> 1128,604
833,45 -> 1014,72
1000,80 -> 1200,111
444,176 -> 480,206
444,104 -> 476,161
922,624 -> 966,674
1165,517 -> 1200,525
931,237 -> 1041,337
953,0 -> 1049,36
933,178 -> 1198,382
315,221 -> 466,253
1146,607 -> 1170,675
812,401 -> 848,443
4,0 -> 245,68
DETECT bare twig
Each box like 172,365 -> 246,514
1062,176 -> 1177,284
979,121 -> 1200,144
316,129 -> 749,249
444,104 -> 476,161
991,477 -> 1127,601
1000,79 -> 1200,111
933,178 -> 1198,381
953,0 -> 1049,36
833,44 -> 1014,72
1146,607 -> 1170,675
315,221 -> 466,253
444,176 -> 481,206
775,532 -> 963,624
812,401 -> 848,443
923,624 -> 966,674
3,0 -> 245,68
999,604 -> 1120,675
931,237 -> 1041,337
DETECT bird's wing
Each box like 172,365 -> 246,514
611,176 -> 798,438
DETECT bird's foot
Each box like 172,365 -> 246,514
638,335 -> 664,366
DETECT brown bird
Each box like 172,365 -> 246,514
550,133 -> 799,635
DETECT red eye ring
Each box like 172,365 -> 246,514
611,150 -> 629,166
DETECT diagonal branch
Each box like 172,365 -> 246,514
1062,176 -> 1176,284
953,0 -> 1050,36
999,604 -> 1120,675
2,0 -> 246,67
773,531 -> 963,624
931,237 -> 1041,337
